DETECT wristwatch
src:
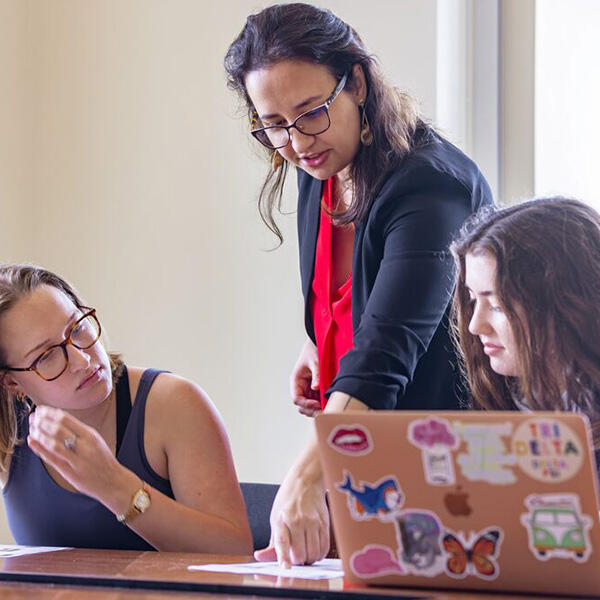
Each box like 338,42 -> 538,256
117,481 -> 151,524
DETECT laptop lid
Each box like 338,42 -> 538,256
315,411 -> 600,597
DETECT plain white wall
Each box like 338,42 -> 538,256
436,0 -> 469,150
534,0 -> 600,208
0,0 -> 478,543
500,0 -> 535,204
0,0 -> 31,262
0,0 -> 33,545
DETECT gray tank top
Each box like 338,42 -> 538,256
3,367 -> 174,550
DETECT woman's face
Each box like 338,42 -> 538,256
0,285 -> 112,411
464,252 -> 518,377
244,60 -> 364,180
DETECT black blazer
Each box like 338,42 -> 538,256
297,130 -> 493,410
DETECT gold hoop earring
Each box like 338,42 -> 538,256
359,104 -> 373,146
271,151 -> 285,170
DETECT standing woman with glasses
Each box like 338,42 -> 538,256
0,264 -> 252,553
225,3 -> 492,566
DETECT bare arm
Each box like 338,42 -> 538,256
28,375 -> 252,554
114,375 -> 252,553
256,391 -> 368,566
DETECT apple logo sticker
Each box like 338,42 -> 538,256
444,486 -> 472,517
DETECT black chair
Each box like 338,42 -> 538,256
240,482 -> 279,551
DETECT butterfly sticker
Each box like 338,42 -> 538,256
442,528 -> 502,580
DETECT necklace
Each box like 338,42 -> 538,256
331,176 -> 353,214
84,389 -> 116,441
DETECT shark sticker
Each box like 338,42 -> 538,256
336,471 -> 403,521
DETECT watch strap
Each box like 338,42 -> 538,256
116,481 -> 150,524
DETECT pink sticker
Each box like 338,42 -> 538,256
408,417 -> 459,486
328,424 -> 373,456
350,544 -> 404,578
410,418 -> 458,448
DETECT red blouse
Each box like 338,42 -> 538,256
311,178 -> 354,409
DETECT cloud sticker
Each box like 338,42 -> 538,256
350,545 -> 404,578
409,418 -> 457,449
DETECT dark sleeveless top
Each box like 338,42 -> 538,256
3,367 -> 174,550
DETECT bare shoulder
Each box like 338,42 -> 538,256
127,366 -> 224,441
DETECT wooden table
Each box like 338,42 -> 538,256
0,548 -> 590,599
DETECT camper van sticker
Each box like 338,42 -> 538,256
442,527 -> 503,580
336,471 -> 403,521
350,544 -> 405,578
328,424 -> 373,456
521,494 -> 592,562
512,419 -> 583,483
394,510 -> 445,577
408,417 -> 459,485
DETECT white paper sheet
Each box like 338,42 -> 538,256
188,558 -> 343,580
0,544 -> 70,558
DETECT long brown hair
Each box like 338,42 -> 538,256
451,198 -> 600,446
224,2 -> 423,243
0,264 -> 123,471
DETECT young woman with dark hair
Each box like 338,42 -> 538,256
0,264 -> 252,553
225,3 -> 492,566
452,197 -> 600,458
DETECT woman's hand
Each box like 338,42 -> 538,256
290,338 -> 321,417
27,405 -> 133,511
255,392 -> 369,566
255,464 -> 329,567
254,429 -> 329,567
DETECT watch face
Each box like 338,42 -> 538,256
134,491 -> 151,512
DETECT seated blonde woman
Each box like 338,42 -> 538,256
451,197 -> 600,470
0,264 -> 252,552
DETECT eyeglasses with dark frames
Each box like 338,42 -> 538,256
250,72 -> 349,150
0,308 -> 102,382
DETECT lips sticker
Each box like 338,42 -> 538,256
328,424 -> 373,455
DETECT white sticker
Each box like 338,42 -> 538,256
455,422 -> 517,484
512,418 -> 584,483
409,417 -> 459,486
521,494 -> 592,562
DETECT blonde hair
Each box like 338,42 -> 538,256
0,264 -> 123,471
